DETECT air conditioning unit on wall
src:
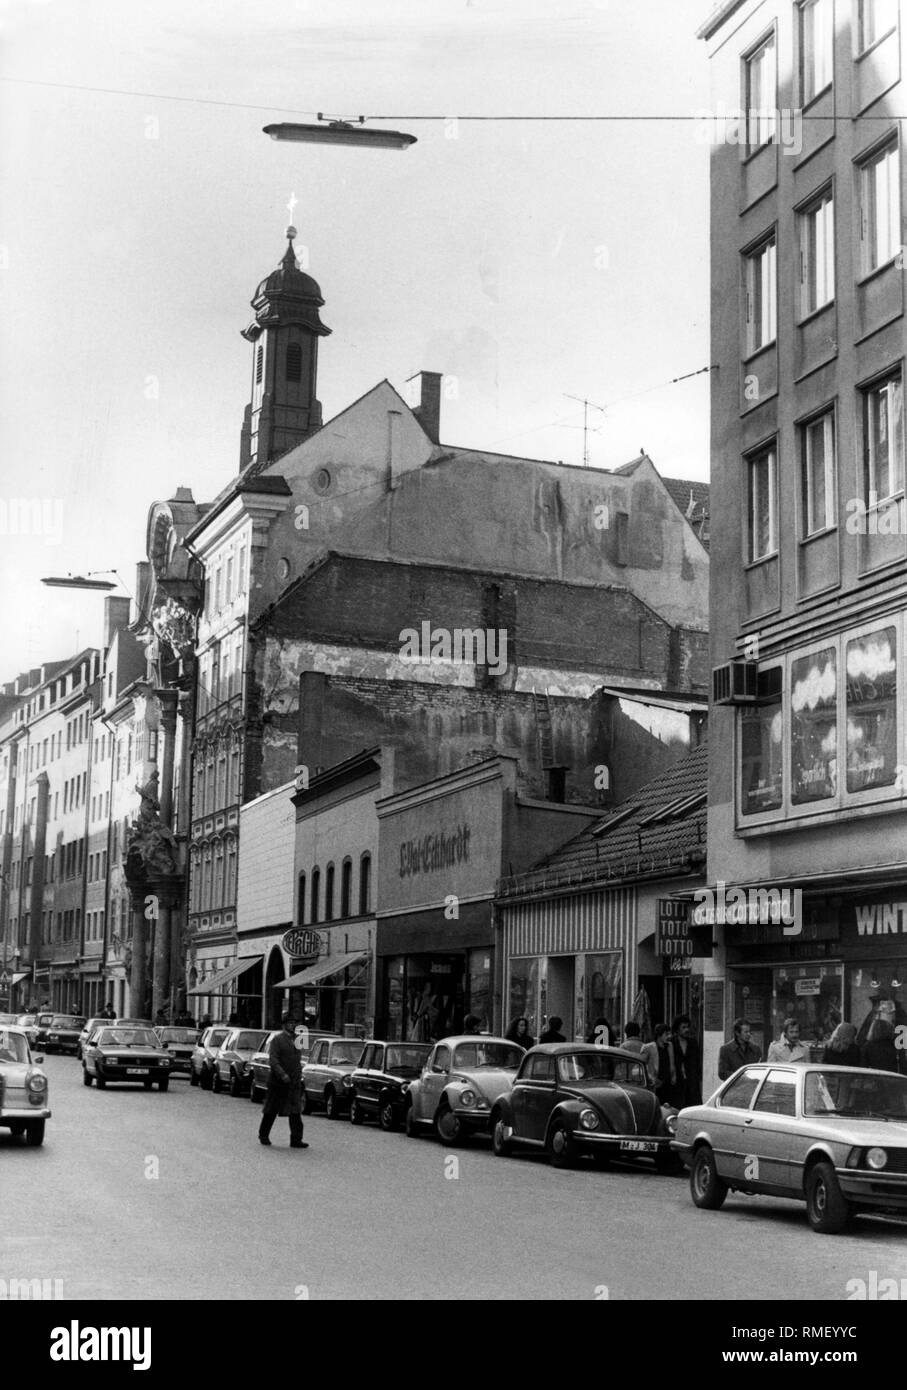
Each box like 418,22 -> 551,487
712,659 -> 759,706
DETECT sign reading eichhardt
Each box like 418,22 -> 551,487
399,825 -> 471,878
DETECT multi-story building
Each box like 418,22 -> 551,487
699,0 -> 907,1088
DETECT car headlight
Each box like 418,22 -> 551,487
341,1074 -> 353,1089
459,1089 -> 477,1107
27,1074 -> 47,1093
400,1082 -> 410,1094
242,1062 -> 251,1074
579,1108 -> 600,1131
664,1112 -> 678,1134
161,1059 -> 171,1068
866,1147 -> 888,1170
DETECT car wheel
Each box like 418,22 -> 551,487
190,1069 -> 199,1088
405,1104 -> 420,1138
378,1096 -> 399,1133
302,1087 -> 312,1115
143,1079 -> 153,1090
324,1088 -> 341,1120
546,1119 -> 578,1169
212,1069 -> 223,1093
82,1068 -> 92,1088
249,1082 -> 260,1103
159,1078 -> 169,1093
434,1103 -> 469,1146
200,1066 -> 213,1091
690,1145 -> 728,1210
349,1097 -> 365,1125
9,1121 -> 25,1137
229,1072 -> 242,1098
25,1120 -> 45,1147
492,1114 -> 513,1158
96,1074 -> 107,1090
806,1161 -> 851,1234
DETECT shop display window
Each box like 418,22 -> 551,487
791,647 -> 837,804
508,958 -> 539,1036
845,628 -> 897,793
773,963 -> 842,1052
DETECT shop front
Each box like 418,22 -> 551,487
720,888 -> 907,1063
378,903 -> 492,1040
275,924 -> 373,1036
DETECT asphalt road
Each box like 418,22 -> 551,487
3,1055 -> 906,1301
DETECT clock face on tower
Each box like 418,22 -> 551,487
277,558 -> 291,581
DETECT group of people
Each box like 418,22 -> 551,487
719,1014 -> 905,1077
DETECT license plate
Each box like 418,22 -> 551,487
619,1139 -> 657,1153
127,1068 -> 150,1075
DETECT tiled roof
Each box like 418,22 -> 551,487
663,476 -> 711,551
499,741 -> 708,898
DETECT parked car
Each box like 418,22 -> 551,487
0,1012 -> 19,1025
248,1029 -> 343,1102
189,1025 -> 231,1089
76,1018 -> 110,1059
407,1035 -> 525,1143
15,1015 -> 39,1048
154,1026 -> 199,1076
349,1041 -> 432,1130
673,1063 -> 907,1234
302,1037 -> 367,1118
493,1043 -> 677,1170
212,1028 -> 268,1097
82,1025 -> 173,1091
0,1024 -> 50,1146
44,1014 -> 87,1056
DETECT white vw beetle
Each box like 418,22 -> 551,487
406,1034 -> 525,1144
0,1024 -> 50,1147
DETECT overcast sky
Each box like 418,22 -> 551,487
0,0 -> 712,677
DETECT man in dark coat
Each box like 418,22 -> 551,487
717,1018 -> 762,1080
258,1013 -> 308,1149
666,1015 -> 702,1108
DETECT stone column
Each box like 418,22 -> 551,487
129,885 -> 149,1019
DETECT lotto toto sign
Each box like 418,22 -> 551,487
656,899 -> 693,973
281,928 -> 322,961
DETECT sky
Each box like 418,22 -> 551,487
0,0 -> 713,678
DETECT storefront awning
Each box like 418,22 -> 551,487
187,955 -> 263,996
275,952 -> 366,989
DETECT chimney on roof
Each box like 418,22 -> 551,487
104,595 -> 132,648
406,370 -> 442,444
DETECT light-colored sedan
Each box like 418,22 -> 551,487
673,1063 -> 907,1234
0,1024 -> 50,1146
211,1027 -> 268,1097
406,1035 -> 525,1144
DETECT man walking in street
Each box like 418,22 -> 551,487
258,1012 -> 308,1149
766,1016 -> 810,1064
717,1018 -> 762,1080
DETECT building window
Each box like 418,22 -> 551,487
800,0 -> 833,103
745,235 -> 777,353
324,863 -> 335,920
846,627 -> 897,793
255,344 -> 263,384
297,873 -> 306,926
340,858 -> 352,917
863,370 -> 904,502
858,0 -> 898,52
311,867 -> 320,924
286,342 -> 302,382
860,139 -> 900,275
225,838 -> 237,905
745,32 -> 777,149
359,854 -> 371,915
746,444 -> 778,561
790,646 -> 837,804
798,189 -> 834,317
800,409 -> 836,536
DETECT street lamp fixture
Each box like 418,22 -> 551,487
40,569 -> 121,591
263,114 -> 417,150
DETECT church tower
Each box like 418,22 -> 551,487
239,227 -> 331,472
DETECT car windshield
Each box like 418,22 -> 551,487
51,1016 -> 85,1028
557,1052 -> 647,1086
17,1015 -> 37,1026
234,1032 -> 266,1050
98,1028 -> 160,1048
0,1013 -> 18,1024
206,1030 -> 230,1047
158,1028 -> 198,1043
452,1043 -> 524,1071
386,1045 -> 431,1072
328,1042 -> 364,1065
0,1031 -> 29,1063
37,1014 -> 54,1025
804,1070 -> 907,1119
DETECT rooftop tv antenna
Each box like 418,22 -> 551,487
563,394 -> 607,468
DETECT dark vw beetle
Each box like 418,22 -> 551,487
493,1043 -> 678,1170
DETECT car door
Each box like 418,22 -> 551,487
305,1040 -> 327,1096
741,1068 -> 798,1191
709,1068 -> 766,1181
418,1044 -> 451,1120
357,1045 -> 378,1110
367,1045 -> 386,1111
511,1054 -> 558,1141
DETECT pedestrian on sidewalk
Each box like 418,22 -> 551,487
718,1018 -> 762,1079
539,1015 -> 566,1044
766,1017 -> 810,1065
622,1020 -> 658,1085
259,1012 -> 308,1149
822,1021 -> 861,1068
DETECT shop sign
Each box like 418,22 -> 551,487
281,928 -> 322,962
399,825 -> 471,878
794,977 -> 822,996
852,900 -> 907,937
656,899 -> 712,960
